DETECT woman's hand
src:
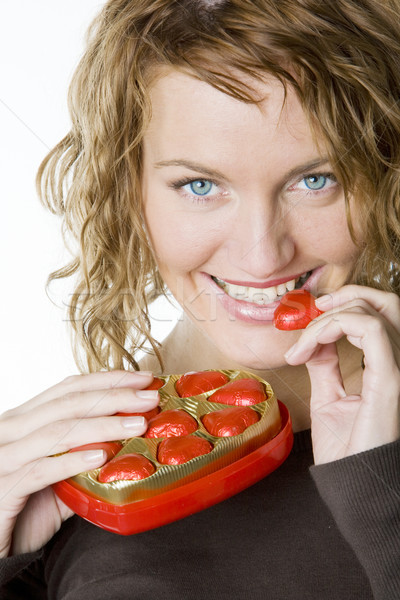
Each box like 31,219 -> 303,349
0,370 -> 159,557
284,285 -> 400,465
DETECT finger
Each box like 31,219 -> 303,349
0,415 -> 147,476
304,342 -> 347,409
296,311 -> 400,437
310,300 -> 400,362
4,370 -> 155,417
1,448 -> 109,503
287,302 -> 385,354
284,307 -> 360,361
0,386 -> 159,445
315,285 -> 400,334
287,310 -> 398,375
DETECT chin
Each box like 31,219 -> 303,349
235,353 -> 287,371
212,336 -> 292,372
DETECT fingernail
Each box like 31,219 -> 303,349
136,390 -> 159,400
82,449 -> 106,463
315,295 -> 332,308
121,416 -> 147,431
284,343 -> 298,359
133,370 -> 153,377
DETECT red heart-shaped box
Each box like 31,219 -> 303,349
53,371 -> 293,535
53,403 -> 292,535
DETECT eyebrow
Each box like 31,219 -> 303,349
284,157 -> 331,181
154,159 -> 227,181
154,157 -> 331,182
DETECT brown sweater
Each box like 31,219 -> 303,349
1,430 -> 399,599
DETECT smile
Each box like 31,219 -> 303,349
211,272 -> 312,305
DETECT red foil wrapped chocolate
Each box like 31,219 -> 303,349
175,370 -> 230,397
98,453 -> 156,482
208,378 -> 266,406
273,289 -> 324,330
157,436 -> 213,465
144,409 -> 198,438
202,406 -> 260,437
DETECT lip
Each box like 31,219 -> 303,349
202,266 -> 324,323
217,272 -> 306,288
301,266 -> 323,292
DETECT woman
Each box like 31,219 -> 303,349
1,0 -> 400,597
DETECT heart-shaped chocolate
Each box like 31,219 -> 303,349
157,436 -> 213,465
98,453 -> 155,482
144,409 -> 198,438
208,378 -> 266,406
175,370 -> 230,397
202,406 -> 260,437
273,289 -> 323,330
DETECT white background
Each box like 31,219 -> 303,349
1,1 -> 178,412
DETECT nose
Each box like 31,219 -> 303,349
224,195 -> 296,280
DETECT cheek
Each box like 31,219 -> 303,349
299,206 -> 358,263
144,203 -> 220,275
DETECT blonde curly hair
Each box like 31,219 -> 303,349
37,0 -> 400,373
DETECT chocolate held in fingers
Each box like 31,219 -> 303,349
274,290 -> 324,330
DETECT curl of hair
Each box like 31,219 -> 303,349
37,0 -> 400,372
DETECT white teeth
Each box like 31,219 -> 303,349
277,283 -> 287,296
223,284 -> 247,300
213,275 -> 303,305
213,276 -> 225,287
286,279 -> 296,291
246,287 -> 277,304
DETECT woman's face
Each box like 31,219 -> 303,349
142,69 -> 360,369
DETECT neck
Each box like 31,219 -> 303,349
139,313 -> 363,433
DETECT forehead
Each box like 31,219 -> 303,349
143,69 -> 323,173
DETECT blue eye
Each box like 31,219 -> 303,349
170,177 -> 222,203
289,172 -> 338,196
303,175 -> 327,190
186,180 -> 213,196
